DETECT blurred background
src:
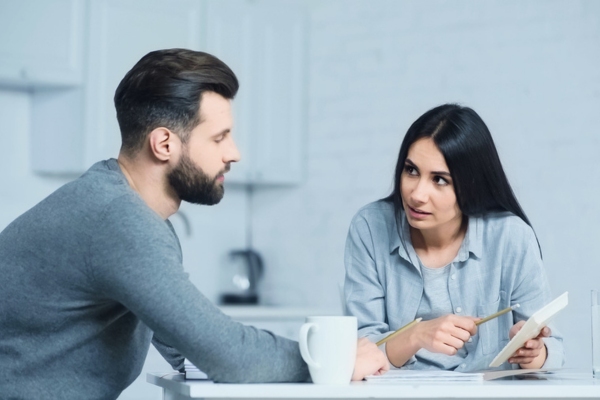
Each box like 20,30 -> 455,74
1,0 -> 599,398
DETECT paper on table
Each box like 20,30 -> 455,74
183,359 -> 213,382
365,368 -> 551,383
365,369 -> 484,382
479,368 -> 549,381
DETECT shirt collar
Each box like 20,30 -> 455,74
392,208 -> 419,267
388,207 -> 402,254
391,207 -> 483,263
461,214 -> 483,261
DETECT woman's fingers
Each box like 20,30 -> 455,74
508,337 -> 545,364
418,315 -> 477,355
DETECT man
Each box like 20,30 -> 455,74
0,49 -> 388,399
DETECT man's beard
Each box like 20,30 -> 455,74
167,151 -> 228,206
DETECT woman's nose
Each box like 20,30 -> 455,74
410,179 -> 429,204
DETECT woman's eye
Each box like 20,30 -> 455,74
215,135 -> 225,143
404,165 -> 417,175
434,176 -> 449,186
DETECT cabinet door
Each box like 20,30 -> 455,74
0,0 -> 84,88
204,0 -> 254,184
84,0 -> 202,166
250,1 -> 307,185
206,0 -> 307,185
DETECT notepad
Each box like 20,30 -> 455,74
366,369 -> 484,382
183,359 -> 213,382
365,368 -> 552,382
489,291 -> 568,368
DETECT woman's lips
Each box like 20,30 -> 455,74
407,205 -> 431,219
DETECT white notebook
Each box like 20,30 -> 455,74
489,291 -> 568,368
183,359 -> 213,382
365,368 -> 551,382
366,369 -> 483,382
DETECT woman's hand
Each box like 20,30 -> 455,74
385,314 -> 477,368
410,314 -> 478,355
352,338 -> 390,381
508,321 -> 549,368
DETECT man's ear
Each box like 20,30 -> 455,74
148,127 -> 180,161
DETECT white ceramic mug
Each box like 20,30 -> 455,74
298,316 -> 357,385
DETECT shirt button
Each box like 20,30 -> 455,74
468,337 -> 473,343
461,363 -> 467,369
451,274 -> 456,280
455,307 -> 462,313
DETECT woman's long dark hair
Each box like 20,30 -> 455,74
385,103 -> 533,230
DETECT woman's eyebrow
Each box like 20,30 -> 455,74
406,158 -> 450,177
432,170 -> 451,177
405,159 -> 419,170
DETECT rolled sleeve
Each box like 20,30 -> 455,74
543,336 -> 565,369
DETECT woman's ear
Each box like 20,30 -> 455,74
148,127 -> 180,161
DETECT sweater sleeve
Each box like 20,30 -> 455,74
88,197 -> 309,383
151,334 -> 185,372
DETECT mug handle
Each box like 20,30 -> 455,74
298,322 -> 320,369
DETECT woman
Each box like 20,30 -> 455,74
344,104 -> 564,371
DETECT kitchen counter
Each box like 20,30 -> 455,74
218,305 -> 341,321
217,305 -> 342,340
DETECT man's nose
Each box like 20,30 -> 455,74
225,138 -> 241,163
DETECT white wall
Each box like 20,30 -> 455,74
252,0 -> 600,371
0,90 -> 71,225
2,1 -> 599,398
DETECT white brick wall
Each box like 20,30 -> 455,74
252,0 -> 600,369
1,0 -> 598,386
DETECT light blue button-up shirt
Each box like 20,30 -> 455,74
344,200 -> 564,371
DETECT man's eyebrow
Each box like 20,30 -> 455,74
405,158 -> 451,177
211,128 -> 230,138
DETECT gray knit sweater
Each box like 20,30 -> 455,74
0,159 -> 308,399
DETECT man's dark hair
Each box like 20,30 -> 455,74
114,48 -> 239,155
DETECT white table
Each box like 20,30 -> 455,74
147,371 -> 600,400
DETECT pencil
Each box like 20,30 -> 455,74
475,304 -> 520,326
376,318 -> 423,346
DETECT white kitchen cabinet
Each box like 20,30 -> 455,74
0,0 -> 85,88
82,0 -> 203,169
8,0 -> 306,184
31,0 -> 203,174
206,0 -> 307,185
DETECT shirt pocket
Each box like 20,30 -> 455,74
476,291 -> 510,356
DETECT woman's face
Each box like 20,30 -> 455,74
400,137 -> 463,232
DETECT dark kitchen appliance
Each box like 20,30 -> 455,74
219,249 -> 264,305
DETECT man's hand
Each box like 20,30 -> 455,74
409,315 -> 478,355
508,321 -> 549,368
351,338 -> 389,381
